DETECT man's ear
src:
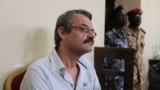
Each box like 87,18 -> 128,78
57,27 -> 66,40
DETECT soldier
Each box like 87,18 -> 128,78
124,8 -> 146,90
104,5 -> 128,90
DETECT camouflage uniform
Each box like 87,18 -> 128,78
105,28 -> 128,48
123,27 -> 146,90
104,28 -> 128,90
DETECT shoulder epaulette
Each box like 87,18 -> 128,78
140,28 -> 146,34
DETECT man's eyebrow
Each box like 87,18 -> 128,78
80,24 -> 94,30
80,24 -> 88,27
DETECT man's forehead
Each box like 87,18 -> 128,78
72,14 -> 93,26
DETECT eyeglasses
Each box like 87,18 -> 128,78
71,25 -> 97,36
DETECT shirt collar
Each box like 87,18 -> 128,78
112,28 -> 125,38
49,48 -> 88,71
78,56 -> 88,69
49,48 -> 65,71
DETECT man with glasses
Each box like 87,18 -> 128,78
20,9 -> 101,90
124,8 -> 146,90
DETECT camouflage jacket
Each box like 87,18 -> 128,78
123,27 -> 146,89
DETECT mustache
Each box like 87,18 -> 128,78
83,38 -> 94,44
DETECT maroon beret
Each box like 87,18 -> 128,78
127,8 -> 142,15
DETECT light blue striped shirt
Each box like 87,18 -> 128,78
20,48 -> 101,90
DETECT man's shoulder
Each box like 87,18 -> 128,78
124,27 -> 146,34
28,56 -> 50,70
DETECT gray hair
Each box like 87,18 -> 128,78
54,9 -> 92,49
